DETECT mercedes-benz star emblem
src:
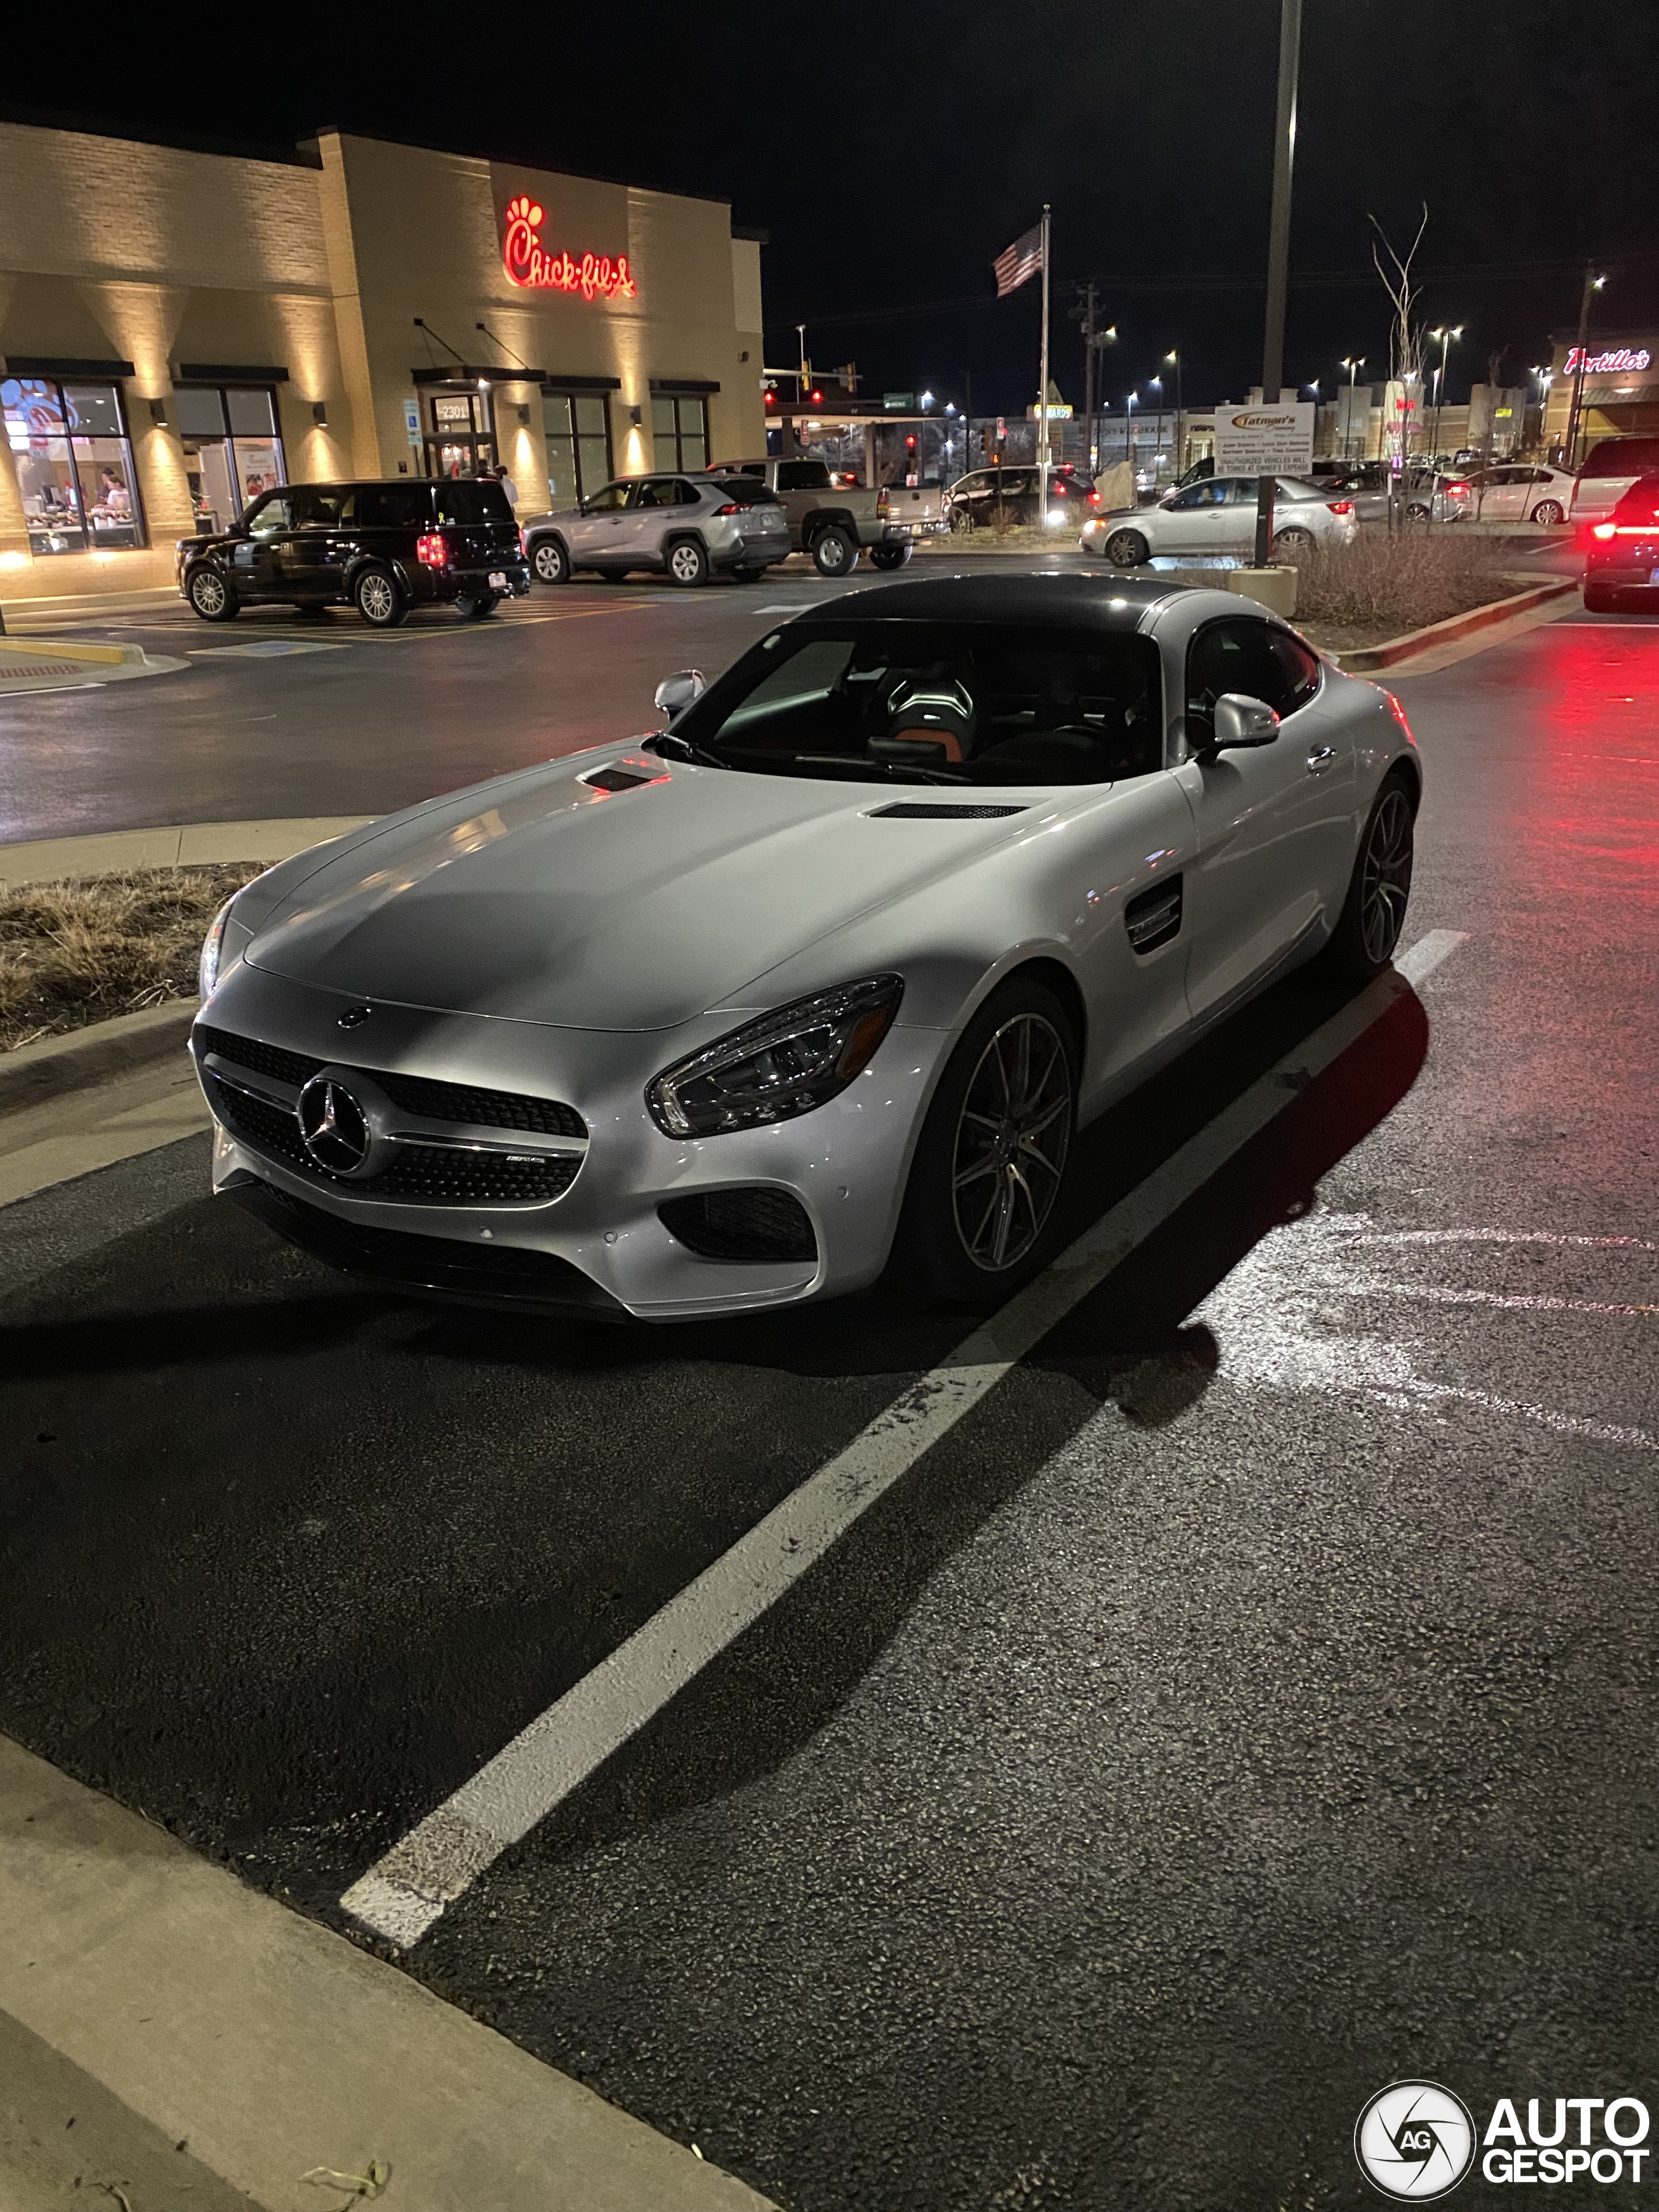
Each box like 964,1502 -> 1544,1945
296,1073 -> 372,1174
337,1004 -> 373,1030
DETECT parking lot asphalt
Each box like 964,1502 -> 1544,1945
3,588 -> 1658,2209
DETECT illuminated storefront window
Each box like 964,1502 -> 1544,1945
543,391 -> 613,505
652,392 -> 708,472
174,385 -> 286,535
425,390 -> 495,479
2,377 -> 144,554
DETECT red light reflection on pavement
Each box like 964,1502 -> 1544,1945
1515,626 -> 1659,902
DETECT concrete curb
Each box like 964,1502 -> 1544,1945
0,635 -> 148,666
0,1733 -> 776,2212
0,999 -> 198,1112
1334,576 -> 1576,671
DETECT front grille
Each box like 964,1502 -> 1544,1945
659,1187 -> 818,1264
227,1179 -> 625,1319
872,803 -> 1028,820
196,1024 -> 322,1089
205,1074 -> 579,1207
372,1071 -> 586,1139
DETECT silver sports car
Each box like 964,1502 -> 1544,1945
192,575 -> 1419,1320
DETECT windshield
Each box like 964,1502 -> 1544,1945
674,620 -> 1165,787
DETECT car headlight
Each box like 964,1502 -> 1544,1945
647,974 -> 904,1138
199,897 -> 235,1001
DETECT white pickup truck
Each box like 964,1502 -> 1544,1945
710,457 -> 918,575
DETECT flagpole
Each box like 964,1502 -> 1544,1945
1037,204 -> 1052,511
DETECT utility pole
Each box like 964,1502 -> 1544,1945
1253,0 -> 1303,568
1037,205 -> 1052,510
1564,264 -> 1605,472
1078,282 -> 1099,478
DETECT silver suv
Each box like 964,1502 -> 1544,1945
521,473 -> 791,588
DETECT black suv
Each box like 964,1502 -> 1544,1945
176,479 -> 530,627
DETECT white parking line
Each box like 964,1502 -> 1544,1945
340,927 -> 1468,1949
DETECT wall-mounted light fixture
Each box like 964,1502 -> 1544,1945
312,401 -> 329,427
517,403 -> 530,425
629,404 -> 642,425
148,398 -> 169,428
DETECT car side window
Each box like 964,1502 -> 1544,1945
298,488 -> 354,529
631,479 -> 673,509
356,485 -> 431,530
1186,617 -> 1295,735
1269,631 -> 1322,714
1166,485 -> 1209,510
584,483 -> 630,513
776,460 -> 832,491
671,479 -> 701,505
244,494 -> 294,538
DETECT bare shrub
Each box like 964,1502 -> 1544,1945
0,861 -> 266,1050
1285,530 -> 1521,636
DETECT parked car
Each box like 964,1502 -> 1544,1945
879,478 -> 948,538
705,457 -> 907,574
518,473 -> 790,588
1584,473 -> 1659,613
1080,475 -> 1357,565
943,465 -> 1101,532
1306,460 -> 1391,522
191,572 -> 1419,1319
1462,463 -> 1575,525
176,479 -> 529,626
1569,436 -> 1659,530
1400,472 -> 1475,523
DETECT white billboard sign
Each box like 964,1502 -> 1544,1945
1212,402 -> 1315,475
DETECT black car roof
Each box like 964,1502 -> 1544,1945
793,572 -> 1185,629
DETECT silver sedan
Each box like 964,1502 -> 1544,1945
1082,475 -> 1360,566
193,575 -> 1419,1321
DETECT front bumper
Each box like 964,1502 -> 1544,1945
194,961 -> 951,1322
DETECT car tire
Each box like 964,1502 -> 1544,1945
869,541 -> 913,570
354,564 -> 408,628
889,974 -> 1079,1307
730,566 -> 764,584
1404,502 -> 1431,522
1327,769 -> 1417,981
949,507 -> 975,535
455,592 -> 500,619
1271,526 -> 1314,557
666,537 -> 709,588
1103,527 -> 1149,567
1583,582 -> 1620,614
1530,500 -> 1565,526
186,565 -> 239,621
531,536 -> 570,585
811,524 -> 858,577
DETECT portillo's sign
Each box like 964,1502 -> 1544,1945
501,195 -> 636,300
1563,344 -> 1652,376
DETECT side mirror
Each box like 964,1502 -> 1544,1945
654,668 -> 707,720
1212,693 -> 1280,750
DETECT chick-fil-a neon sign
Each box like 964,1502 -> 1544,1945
502,196 -> 636,301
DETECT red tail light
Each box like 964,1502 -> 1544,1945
1449,481 -> 1470,495
1327,500 -> 1355,516
415,532 -> 447,568
1089,489 -> 1102,504
1593,522 -> 1617,539
714,502 -> 739,515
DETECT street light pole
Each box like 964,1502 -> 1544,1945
1124,391 -> 1137,466
1254,0 -> 1304,568
1341,356 -> 1365,457
1166,349 -> 1183,477
1564,265 -> 1607,471
1149,377 -> 1165,483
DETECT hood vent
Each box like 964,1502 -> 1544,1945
583,765 -> 662,794
871,801 -> 1027,820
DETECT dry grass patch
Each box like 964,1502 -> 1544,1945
1284,530 -> 1526,644
0,861 -> 266,1051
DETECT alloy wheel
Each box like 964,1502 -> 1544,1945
190,569 -> 227,616
534,541 -> 566,583
670,543 -> 703,584
950,1012 -> 1072,1272
358,572 -> 396,622
1359,788 -> 1414,966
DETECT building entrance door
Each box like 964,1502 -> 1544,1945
423,391 -> 495,478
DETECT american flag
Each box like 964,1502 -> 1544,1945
993,222 -> 1044,298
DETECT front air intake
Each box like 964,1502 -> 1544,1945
659,1187 -> 818,1263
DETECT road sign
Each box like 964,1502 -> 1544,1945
403,398 -> 422,447
1212,402 -> 1315,475
884,391 -> 914,410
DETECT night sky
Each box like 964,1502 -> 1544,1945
25,1 -> 1659,414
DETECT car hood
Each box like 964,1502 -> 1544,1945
243,756 -> 1041,1031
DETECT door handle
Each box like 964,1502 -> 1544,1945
1306,745 -> 1337,775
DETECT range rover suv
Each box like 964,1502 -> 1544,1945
177,479 -> 530,626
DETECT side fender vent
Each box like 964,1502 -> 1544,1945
583,765 -> 659,793
1125,873 -> 1184,954
871,802 -> 1028,820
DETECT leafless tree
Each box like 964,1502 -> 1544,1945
1370,206 -> 1428,468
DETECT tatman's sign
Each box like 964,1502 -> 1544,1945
1211,402 -> 1315,474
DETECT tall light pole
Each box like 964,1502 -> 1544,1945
1165,349 -> 1183,476
1124,389 -> 1138,466
1428,325 -> 1462,461
1341,355 -> 1366,458
1530,366 -> 1554,461
1565,268 -> 1607,470
1254,0 -> 1304,567
1148,376 -> 1165,482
